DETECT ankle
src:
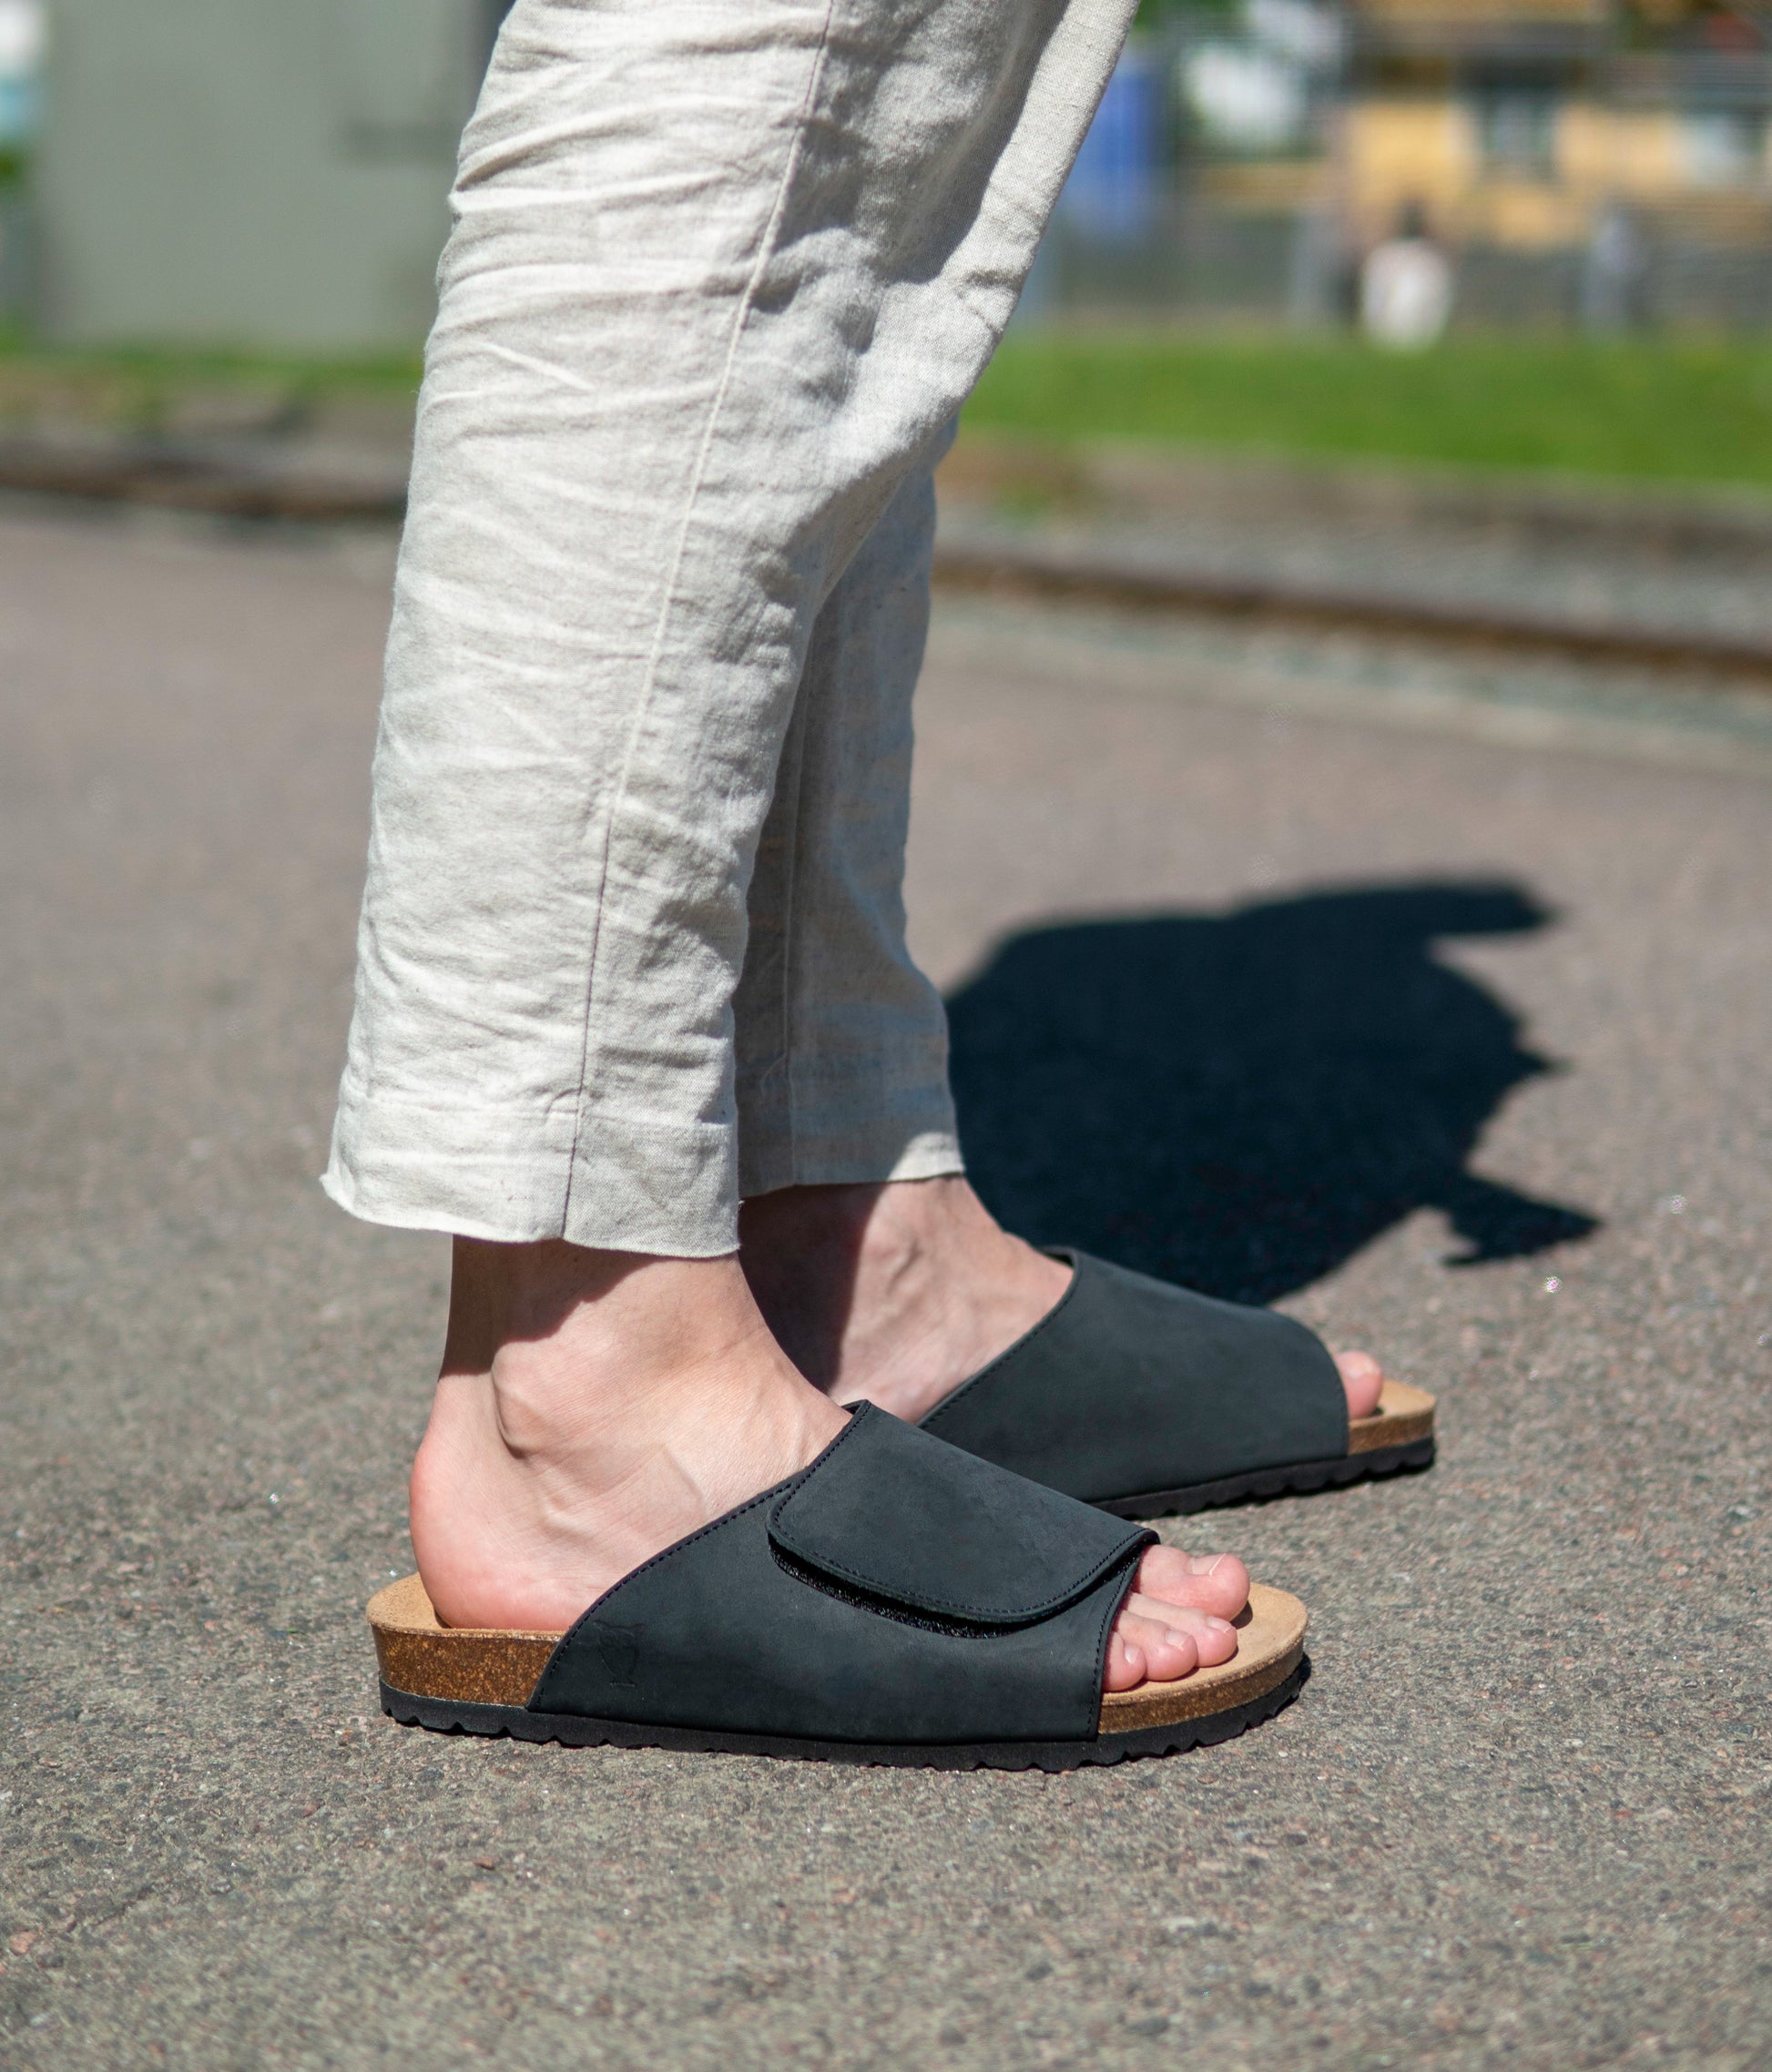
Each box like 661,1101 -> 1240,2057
443,1235 -> 737,1369
738,1178 -> 970,1385
408,1238 -> 846,1629
738,1185 -> 878,1386
738,1178 -> 1070,1414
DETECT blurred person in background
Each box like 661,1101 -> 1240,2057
1360,200 -> 1453,350
1581,200 -> 1645,334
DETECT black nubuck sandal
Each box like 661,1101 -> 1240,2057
920,1250 -> 1435,1519
370,1405 -> 1308,1772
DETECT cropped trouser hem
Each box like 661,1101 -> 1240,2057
737,1107 -> 964,1202
324,1084 -> 738,1257
324,1087 -> 966,1253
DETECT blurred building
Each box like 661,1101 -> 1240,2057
33,0 -> 511,349
1040,0 -> 1772,328
1344,0 -> 1772,318
15,0 -> 1772,344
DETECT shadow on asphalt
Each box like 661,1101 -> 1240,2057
947,879 -> 1600,1305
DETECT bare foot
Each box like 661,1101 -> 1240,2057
739,1175 -> 1388,1426
407,1237 -> 1247,1693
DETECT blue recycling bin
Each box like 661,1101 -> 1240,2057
1058,49 -> 1164,245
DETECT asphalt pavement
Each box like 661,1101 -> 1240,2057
2,503 -> 1769,2071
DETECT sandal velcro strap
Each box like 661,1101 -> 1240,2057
769,1403 -> 1148,1623
524,1404 -> 1156,1747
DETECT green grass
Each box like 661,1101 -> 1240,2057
0,332 -> 423,392
965,332 -> 1772,493
7,328 -> 1772,494
0,333 -> 423,434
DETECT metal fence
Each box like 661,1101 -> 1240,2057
1027,201 -> 1772,330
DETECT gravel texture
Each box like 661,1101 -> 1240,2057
2,506 -> 1769,2071
934,503 -> 1772,653
936,441 -> 1772,653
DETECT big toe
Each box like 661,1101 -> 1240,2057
1337,1348 -> 1384,1420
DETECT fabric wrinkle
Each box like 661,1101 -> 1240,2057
325,0 -> 1138,1255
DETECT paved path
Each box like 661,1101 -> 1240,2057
3,507 -> 1769,2071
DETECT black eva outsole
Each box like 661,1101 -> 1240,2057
380,1659 -> 1308,1772
1094,1436 -> 1435,1521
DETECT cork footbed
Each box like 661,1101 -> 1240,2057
367,1573 -> 1307,1741
1347,1378 -> 1435,1456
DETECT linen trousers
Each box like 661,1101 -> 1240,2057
324,0 -> 1133,1256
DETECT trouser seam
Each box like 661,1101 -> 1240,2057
559,0 -> 839,1237
777,672 -> 809,1188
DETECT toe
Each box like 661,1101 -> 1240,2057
1104,1630 -> 1147,1692
1133,1544 -> 1249,1620
1115,1609 -> 1201,1684
1125,1596 -> 1239,1669
1337,1348 -> 1385,1419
